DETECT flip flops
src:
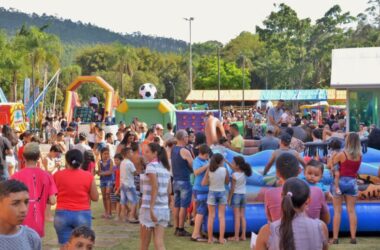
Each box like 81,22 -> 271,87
190,237 -> 208,242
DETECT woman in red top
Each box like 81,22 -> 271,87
330,133 -> 362,245
53,149 -> 99,249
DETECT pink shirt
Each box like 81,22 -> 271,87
12,168 -> 57,237
264,186 -> 328,222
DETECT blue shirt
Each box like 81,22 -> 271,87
300,176 -> 327,193
192,156 -> 209,192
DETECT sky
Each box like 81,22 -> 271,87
1,0 -> 370,44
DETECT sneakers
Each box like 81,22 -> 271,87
175,228 -> 191,237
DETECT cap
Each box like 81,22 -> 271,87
155,124 -> 164,130
266,126 -> 275,133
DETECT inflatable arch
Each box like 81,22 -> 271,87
63,76 -> 114,121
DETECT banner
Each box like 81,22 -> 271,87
0,87 -> 7,103
23,78 -> 31,105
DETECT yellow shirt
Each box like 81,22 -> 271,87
231,135 -> 244,153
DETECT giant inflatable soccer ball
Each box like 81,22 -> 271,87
139,83 -> 157,99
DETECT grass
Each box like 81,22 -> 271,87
42,198 -> 380,250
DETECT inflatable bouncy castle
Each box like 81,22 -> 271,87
204,147 -> 380,233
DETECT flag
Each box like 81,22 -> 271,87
23,78 -> 30,105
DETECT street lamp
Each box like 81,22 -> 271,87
169,81 -> 176,104
184,17 -> 194,90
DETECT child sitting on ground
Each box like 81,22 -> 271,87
0,180 -> 41,249
64,225 -> 95,250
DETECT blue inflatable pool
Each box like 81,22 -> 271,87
203,148 -> 380,233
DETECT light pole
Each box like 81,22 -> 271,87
169,81 -> 176,104
184,17 -> 194,90
217,46 -> 221,112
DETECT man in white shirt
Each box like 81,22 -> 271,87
89,95 -> 99,111
73,133 -> 92,156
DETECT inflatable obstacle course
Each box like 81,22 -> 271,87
115,99 -> 176,132
175,110 -> 220,132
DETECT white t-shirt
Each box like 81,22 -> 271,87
233,172 -> 247,194
106,143 -> 115,159
90,96 -> 99,104
120,159 -> 136,188
73,143 -> 91,155
209,167 -> 227,192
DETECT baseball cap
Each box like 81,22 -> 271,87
155,124 -> 164,130
266,126 -> 275,133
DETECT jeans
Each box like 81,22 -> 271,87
173,180 -> 192,208
54,210 -> 92,245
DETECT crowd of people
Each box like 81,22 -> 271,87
0,100 -> 378,250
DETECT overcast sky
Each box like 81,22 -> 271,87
1,0 -> 369,44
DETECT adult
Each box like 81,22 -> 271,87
256,177 -> 328,250
329,133 -> 362,244
11,142 -> 57,237
171,130 -> 193,237
17,131 -> 33,171
259,126 -> 279,151
140,143 -> 171,250
264,153 -> 330,224
0,133 -> 12,180
116,131 -> 137,154
227,124 -> 244,153
244,115 -> 255,139
73,133 -> 91,156
204,112 -> 226,146
89,95 -> 99,111
155,124 -> 165,146
267,100 -> 284,128
53,149 -> 99,249
286,127 -> 304,153
141,129 -> 156,156
367,128 -> 380,150
263,134 -> 306,176
163,122 -> 175,142
42,145 -> 63,175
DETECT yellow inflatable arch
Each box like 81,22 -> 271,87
63,76 -> 114,121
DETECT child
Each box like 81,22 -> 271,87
111,154 -> 122,221
201,153 -> 229,244
11,142 -> 57,238
302,159 -> 328,194
327,139 -> 343,195
82,150 -> 96,176
105,132 -> 116,158
0,180 -> 41,249
227,156 -> 252,242
64,225 -> 95,250
98,147 -> 114,219
120,147 -> 139,223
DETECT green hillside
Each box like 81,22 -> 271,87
0,7 -> 187,53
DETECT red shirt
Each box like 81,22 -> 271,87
340,152 -> 361,178
115,168 -> 120,189
18,145 -> 25,170
11,168 -> 57,237
87,162 -> 96,174
53,169 -> 94,211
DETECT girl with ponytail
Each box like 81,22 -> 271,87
227,156 -> 252,242
139,143 -> 171,250
255,177 -> 328,250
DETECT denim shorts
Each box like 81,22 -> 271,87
193,190 -> 208,216
54,210 -> 92,245
96,142 -> 107,151
120,185 -> 138,205
139,207 -> 170,228
331,176 -> 358,197
100,179 -> 113,188
173,180 -> 192,208
207,191 -> 227,206
231,193 -> 246,208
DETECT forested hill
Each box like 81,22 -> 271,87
0,8 -> 187,53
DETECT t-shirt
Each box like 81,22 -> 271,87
268,107 -> 284,126
259,136 -> 280,151
89,96 -> 99,105
120,159 -> 136,188
233,172 -> 246,194
17,145 -> 26,170
106,143 -> 116,159
231,134 -> 244,153
141,161 -> 170,209
53,169 -> 94,211
114,167 -> 120,189
11,168 -> 57,237
73,143 -> 91,156
209,167 -> 227,192
192,157 -> 209,192
0,226 -> 41,250
264,186 -> 328,222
